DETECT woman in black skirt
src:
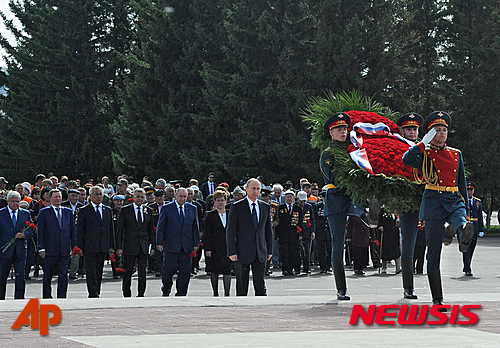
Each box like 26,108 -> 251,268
204,189 -> 232,296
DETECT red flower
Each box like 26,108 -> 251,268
346,110 -> 399,134
375,240 -> 380,247
189,251 -> 197,258
73,246 -> 82,255
115,268 -> 126,273
109,253 -> 116,262
296,226 -> 302,233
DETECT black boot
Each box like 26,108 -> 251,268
427,270 -> 446,312
332,262 -> 350,300
458,222 -> 474,253
402,260 -> 417,299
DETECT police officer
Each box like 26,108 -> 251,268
396,112 -> 424,299
320,112 -> 365,300
403,111 -> 474,311
462,181 -> 484,276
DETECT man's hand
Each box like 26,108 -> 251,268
421,128 -> 437,146
39,251 -> 46,259
229,254 -> 238,261
267,254 -> 272,261
206,251 -> 212,257
149,249 -> 154,256
116,249 -> 123,257
157,245 -> 164,252
15,232 -> 24,239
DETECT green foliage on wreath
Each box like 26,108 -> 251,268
300,90 -> 398,150
301,90 -> 423,213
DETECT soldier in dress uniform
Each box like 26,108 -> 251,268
148,190 -> 166,277
320,112 -> 365,300
275,190 -> 302,276
462,181 -> 484,276
403,111 -> 474,311
314,191 -> 332,273
294,191 -> 315,274
396,112 -> 424,299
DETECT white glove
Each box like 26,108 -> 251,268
421,128 -> 437,146
479,232 -> 484,237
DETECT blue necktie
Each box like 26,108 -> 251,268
56,207 -> 62,229
180,205 -> 185,222
252,202 -> 258,229
11,211 -> 17,226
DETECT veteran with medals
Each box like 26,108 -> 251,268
402,111 -> 474,311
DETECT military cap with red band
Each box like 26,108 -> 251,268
423,111 -> 452,132
323,112 -> 351,130
397,113 -> 424,129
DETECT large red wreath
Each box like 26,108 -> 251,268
344,110 -> 416,181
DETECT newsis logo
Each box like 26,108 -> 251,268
349,304 -> 481,325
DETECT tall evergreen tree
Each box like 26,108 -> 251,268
0,0 -> 126,181
441,0 -> 500,224
387,0 -> 448,114
113,0 -> 224,181
200,0 -> 320,185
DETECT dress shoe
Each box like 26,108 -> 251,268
294,271 -> 301,275
337,289 -> 350,301
404,288 -> 418,299
354,270 -> 365,275
320,270 -> 327,274
137,294 -> 144,297
432,299 -> 447,312
303,270 -> 311,274
443,224 -> 456,245
465,271 -> 473,276
459,222 -> 475,252
282,271 -> 289,276
155,272 -> 161,277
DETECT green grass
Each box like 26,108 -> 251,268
487,225 -> 500,234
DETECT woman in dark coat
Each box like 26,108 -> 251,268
377,208 -> 402,274
204,189 -> 232,296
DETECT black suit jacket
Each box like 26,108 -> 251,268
116,204 -> 155,255
200,181 -> 217,201
61,201 -> 84,218
275,203 -> 302,244
76,203 -> 115,254
226,199 -> 273,264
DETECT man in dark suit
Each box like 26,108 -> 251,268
226,178 -> 273,296
62,188 -> 83,279
37,189 -> 77,298
76,186 -> 115,298
116,188 -> 155,297
156,187 -> 199,296
463,181 -> 484,276
200,172 -> 217,201
276,190 -> 302,276
0,191 -> 34,300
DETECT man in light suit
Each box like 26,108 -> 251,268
116,188 -> 155,297
76,186 -> 115,298
0,191 -> 34,300
156,187 -> 199,296
226,178 -> 273,296
37,189 -> 77,298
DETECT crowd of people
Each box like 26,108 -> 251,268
0,110 -> 485,305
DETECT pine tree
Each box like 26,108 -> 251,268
0,0 -> 126,181
200,0 -> 321,185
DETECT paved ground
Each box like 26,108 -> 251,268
0,235 -> 499,347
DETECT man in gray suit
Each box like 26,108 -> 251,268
226,178 -> 273,296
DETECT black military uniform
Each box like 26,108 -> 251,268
314,199 -> 332,273
294,200 -> 315,274
276,203 -> 302,275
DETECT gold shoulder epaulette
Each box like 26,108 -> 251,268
446,146 -> 461,153
474,197 -> 481,201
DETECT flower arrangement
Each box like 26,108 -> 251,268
0,221 -> 36,254
72,246 -> 82,255
301,91 -> 424,213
